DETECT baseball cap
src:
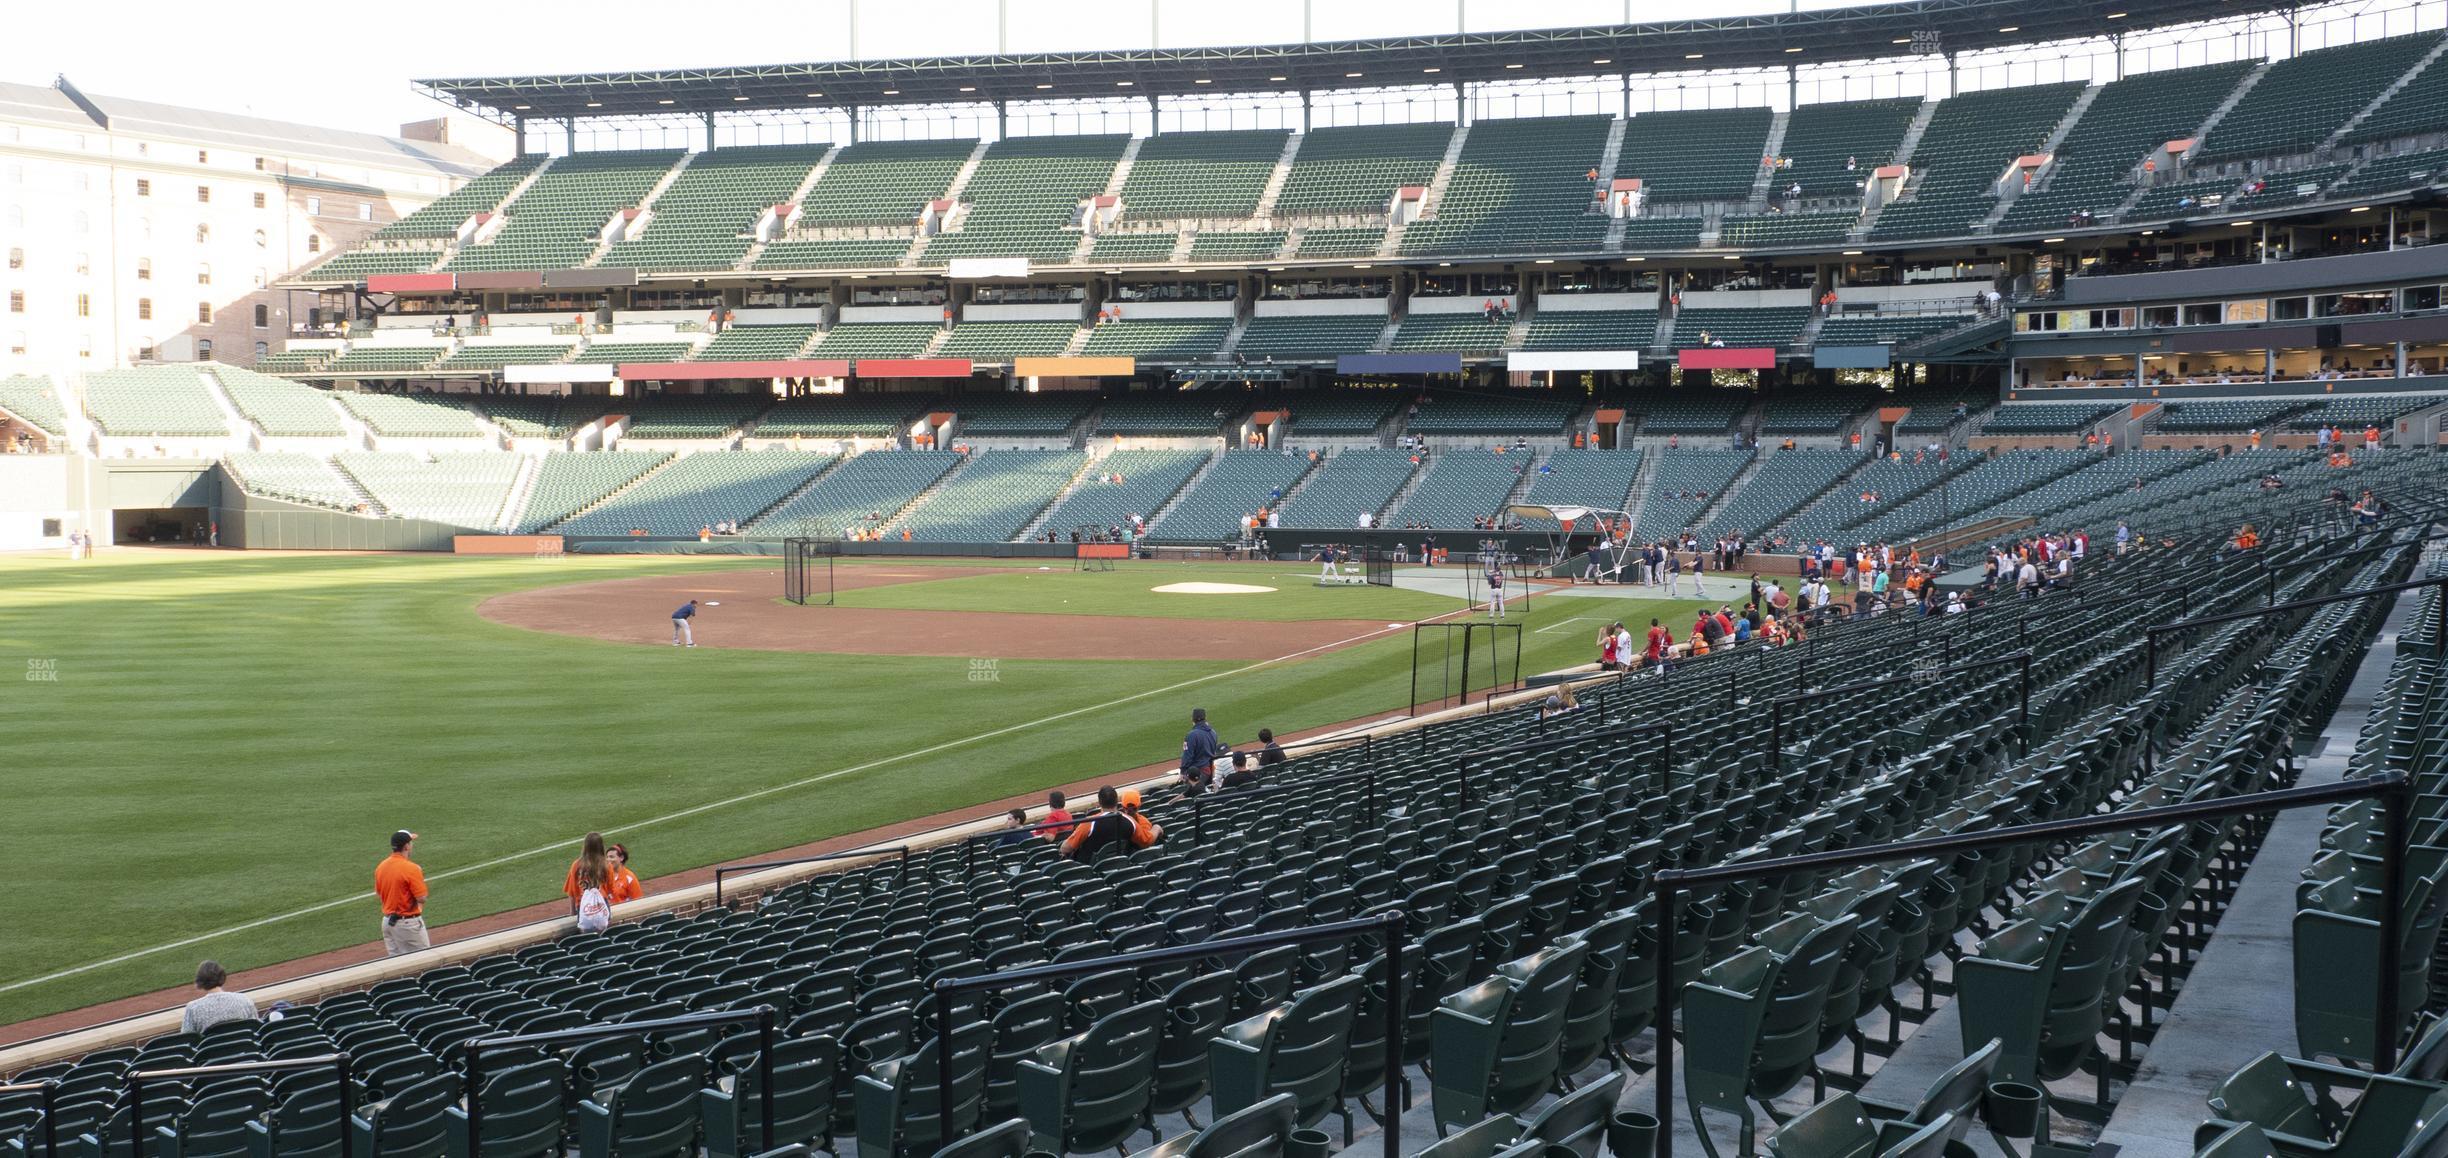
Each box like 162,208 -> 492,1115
391,829 -> 418,850
1118,788 -> 1143,807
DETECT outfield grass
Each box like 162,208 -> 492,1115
830,559 -> 1466,621
0,550 -> 1690,1024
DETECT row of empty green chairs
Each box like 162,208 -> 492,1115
332,452 -> 521,526
1979,403 -> 2119,435
959,396 -> 1095,438
1273,123 -> 1452,216
80,367 -> 231,437
1706,449 -> 1860,539
2156,399 -> 2317,433
602,144 -> 833,273
0,373 -> 70,434
1408,392 -> 1576,435
224,451 -> 363,510
1755,395 -> 1873,435
210,366 -> 348,437
756,396 -> 926,440
444,151 -> 684,273
1276,448 -> 1418,528
1278,391 -> 1398,436
1677,308 -> 1812,348
752,450 -> 961,539
319,346 -> 448,378
2197,32 -> 2445,162
334,392 -> 492,439
2287,394 -> 2443,431
696,326 -> 818,362
514,451 -> 671,533
1813,314 -> 1972,348
1848,449 -> 2089,542
896,450 -> 1084,540
1627,390 -> 1749,436
1034,449 -> 1211,534
1080,320 -> 1231,361
1120,130 -> 1290,221
1235,315 -> 1387,361
1401,116 -> 1614,256
1515,449 -> 1644,515
1774,97 -> 1922,207
374,155 -> 548,241
1387,452 -> 1533,528
1617,107 -> 1774,204
1998,61 -> 2259,235
1093,398 -> 1228,436
1630,449 -> 1748,542
1150,451 -> 1313,542
811,324 -> 939,361
1520,310 -> 1658,352
1390,314 -> 1514,356
2330,146 -> 2448,200
920,137 -> 1129,264
554,451 -> 836,536
1771,453 -> 1968,545
624,396 -> 773,440
936,322 -> 1077,363
1292,226 -> 1390,258
1871,83 -> 2086,241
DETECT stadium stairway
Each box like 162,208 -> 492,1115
1249,132 -> 1303,220
1850,100 -> 1939,238
1742,111 -> 1794,215
1684,451 -> 1768,533
582,152 -> 698,267
1619,447 -> 1658,529
2320,35 -> 2448,153
1976,85 -> 2104,231
1141,450 -> 1222,530
546,454 -> 688,529
2085,593 -> 2412,1158
736,146 -> 842,270
1378,125 -> 1469,256
1003,453 -> 1107,542
493,456 -> 544,531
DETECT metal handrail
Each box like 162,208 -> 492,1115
713,846 -> 909,906
927,913 -> 1406,1157
0,1081 -> 59,1158
128,1053 -> 353,1158
1646,773 -> 2414,1158
460,1005 -> 777,1158
2146,575 -> 2447,686
1771,651 -> 2032,760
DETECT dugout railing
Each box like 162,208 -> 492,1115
714,845 -> 911,905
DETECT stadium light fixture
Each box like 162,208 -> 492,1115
2351,205 -> 2371,212
1784,47 -> 1804,53
1354,263 -> 1374,269
1534,258 -> 1555,264
1504,63 -> 1525,69
1999,26 -> 2019,32
2106,10 -> 2128,17
513,104 -> 530,111
2042,236 -> 2065,243
1423,67 -> 1442,74
805,92 -> 823,98
2139,229 -> 2155,235
1117,80 -> 1134,86
1195,78 -> 1212,84
1438,261 -> 1452,266
959,86 -> 976,92
1841,249 -> 1863,255
1268,75 -> 1287,81
883,89 -> 900,95
1892,37 -> 1912,43
2233,220 -> 2254,226
658,99 -> 675,105
733,95 -> 750,101
1722,254 -> 1740,259
1346,72 -> 1364,77
1592,58 -> 1612,64
1626,256 -> 1646,261
586,101 -> 602,108
1684,53 -> 1705,59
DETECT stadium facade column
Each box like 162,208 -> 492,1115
513,117 -> 527,155
1147,94 -> 1159,134
995,101 -> 1007,140
703,111 -> 717,150
1946,53 -> 1958,98
848,106 -> 861,144
561,118 -> 577,151
1454,81 -> 1468,125
1300,89 -> 1312,132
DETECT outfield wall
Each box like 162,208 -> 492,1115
214,476 -> 467,551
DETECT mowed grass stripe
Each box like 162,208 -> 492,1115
0,553 -> 1681,1023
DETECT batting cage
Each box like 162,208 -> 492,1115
1074,529 -> 1129,573
1409,621 -> 1525,713
782,537 -> 840,606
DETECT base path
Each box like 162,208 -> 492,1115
479,568 -> 1404,661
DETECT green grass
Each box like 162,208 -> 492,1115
830,559 -> 1467,620
0,550 -> 1691,1024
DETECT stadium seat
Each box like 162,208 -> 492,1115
1428,942 -> 1587,1134
851,1024 -> 994,1158
1680,917 -> 1857,1158
698,1037 -> 839,1158
1127,1093 -> 1299,1158
1015,999 -> 1165,1153
1209,975 -> 1363,1133
575,1055 -> 706,1158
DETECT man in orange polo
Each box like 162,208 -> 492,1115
375,830 -> 430,956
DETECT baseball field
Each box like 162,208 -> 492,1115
0,548 -> 1693,1028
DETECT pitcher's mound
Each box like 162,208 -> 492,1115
1152,582 -> 1278,595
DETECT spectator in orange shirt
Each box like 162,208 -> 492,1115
1062,786 -> 1158,859
563,832 -> 612,925
607,843 -> 643,904
375,830 -> 429,956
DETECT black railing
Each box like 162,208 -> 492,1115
714,847 -> 909,905
1772,651 -> 2032,760
1646,773 -> 2413,1158
2145,575 -> 2448,687
1182,765 -> 1383,840
460,1006 -> 777,1158
129,1054 -> 353,1158
0,1080 -> 59,1158
927,913 -> 1407,1157
1453,723 -> 1675,805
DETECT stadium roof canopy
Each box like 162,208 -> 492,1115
415,0 -> 2296,124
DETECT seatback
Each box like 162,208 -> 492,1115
464,1059 -> 566,1158
1209,975 -> 1364,1130
354,1072 -> 461,1158
592,1055 -> 704,1158
1127,1093 -> 1298,1158
1017,999 -> 1165,1154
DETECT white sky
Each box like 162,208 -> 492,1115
0,0 -> 2427,151
0,0 -> 1858,141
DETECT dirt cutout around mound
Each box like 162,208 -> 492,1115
478,568 -> 1403,661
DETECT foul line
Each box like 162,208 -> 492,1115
0,618 -> 1419,997
1534,616 -> 1604,634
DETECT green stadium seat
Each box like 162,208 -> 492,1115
444,151 -> 685,273
2199,33 -> 2444,161
603,144 -> 831,273
1617,108 -> 1775,204
1403,116 -> 1613,256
